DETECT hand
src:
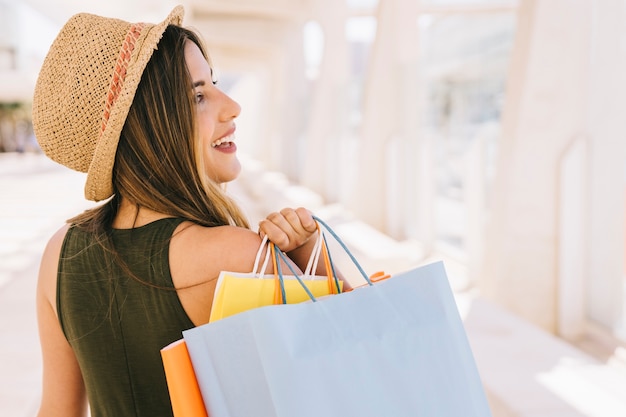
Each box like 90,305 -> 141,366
258,207 -> 317,253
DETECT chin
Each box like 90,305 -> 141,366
229,162 -> 242,180
217,166 -> 242,184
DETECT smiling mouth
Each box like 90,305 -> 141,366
211,133 -> 235,148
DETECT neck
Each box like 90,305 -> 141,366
112,197 -> 172,229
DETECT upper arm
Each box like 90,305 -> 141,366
36,225 -> 87,417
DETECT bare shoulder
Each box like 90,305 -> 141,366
47,223 -> 71,248
169,223 -> 265,325
170,222 -> 264,286
38,224 -> 71,313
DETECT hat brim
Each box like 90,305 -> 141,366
84,5 -> 184,201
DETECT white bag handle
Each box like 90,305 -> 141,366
303,230 -> 325,276
251,235 -> 271,277
252,228 -> 326,279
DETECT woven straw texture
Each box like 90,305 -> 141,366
32,6 -> 184,201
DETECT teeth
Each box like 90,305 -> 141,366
211,134 -> 235,148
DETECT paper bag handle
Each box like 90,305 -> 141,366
271,229 -> 340,304
252,224 -> 336,290
273,216 -> 374,303
252,235 -> 271,276
312,216 -> 372,287
252,224 -> 339,304
273,244 -> 318,302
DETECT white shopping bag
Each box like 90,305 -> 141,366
183,261 -> 492,417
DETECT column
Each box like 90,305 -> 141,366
349,0 -> 421,233
481,0 -> 593,332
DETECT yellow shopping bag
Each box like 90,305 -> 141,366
209,227 -> 343,322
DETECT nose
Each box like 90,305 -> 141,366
219,90 -> 241,121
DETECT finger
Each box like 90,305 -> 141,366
258,215 -> 286,237
295,207 -> 316,232
280,208 -> 317,248
258,218 -> 290,249
265,211 -> 296,235
262,209 -> 316,252
279,208 -> 306,235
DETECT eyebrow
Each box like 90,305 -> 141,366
192,80 -> 205,88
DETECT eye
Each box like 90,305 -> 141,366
194,92 -> 204,103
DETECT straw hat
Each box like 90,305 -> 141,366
32,6 -> 184,201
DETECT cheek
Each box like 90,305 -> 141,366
195,107 -> 216,139
198,119 -> 214,145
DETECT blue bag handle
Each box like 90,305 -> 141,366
272,215 -> 374,304
313,216 -> 372,286
274,247 -> 318,303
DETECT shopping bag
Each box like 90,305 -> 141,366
183,260 -> 492,417
160,339 -> 208,417
209,227 -> 343,322
161,217 -> 348,415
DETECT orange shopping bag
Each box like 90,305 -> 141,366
161,339 -> 208,417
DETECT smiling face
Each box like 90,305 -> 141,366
185,40 -> 242,184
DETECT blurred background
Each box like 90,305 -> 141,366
1,0 -> 626,416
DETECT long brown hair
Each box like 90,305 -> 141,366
71,24 -> 249,231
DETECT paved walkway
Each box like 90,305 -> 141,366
2,152 -> 626,417
0,152 -> 95,417
0,152 -> 422,416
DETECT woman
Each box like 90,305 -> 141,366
33,6 -> 335,417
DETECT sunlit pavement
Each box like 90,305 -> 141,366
0,152 -> 94,417
2,152 -> 626,417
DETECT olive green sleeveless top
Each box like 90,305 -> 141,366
57,218 -> 195,417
